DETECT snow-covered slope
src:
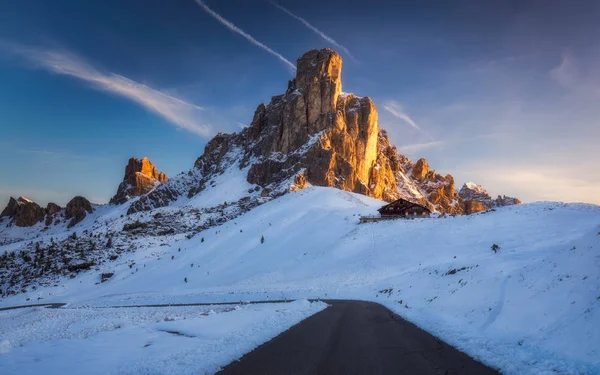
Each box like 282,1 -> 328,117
1,187 -> 598,374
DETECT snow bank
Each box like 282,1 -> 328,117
0,301 -> 326,375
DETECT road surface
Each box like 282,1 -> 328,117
217,300 -> 498,375
0,299 -> 498,374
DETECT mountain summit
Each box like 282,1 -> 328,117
131,48 -> 518,214
110,157 -> 168,205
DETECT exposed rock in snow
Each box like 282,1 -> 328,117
459,182 -> 522,214
0,197 -> 45,227
65,196 -> 94,228
110,157 -> 168,205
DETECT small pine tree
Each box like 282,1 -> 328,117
171,255 -> 174,260
201,237 -> 204,243
178,248 -> 181,252
106,237 -> 113,248
71,232 -> 77,240
261,235 -> 265,244
184,277 -> 188,283
491,244 -> 500,253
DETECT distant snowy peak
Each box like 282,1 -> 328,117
459,182 -> 492,201
458,182 -> 521,214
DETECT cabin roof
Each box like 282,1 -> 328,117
378,198 -> 432,213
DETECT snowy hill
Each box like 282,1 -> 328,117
1,187 -> 599,374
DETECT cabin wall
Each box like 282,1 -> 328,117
380,206 -> 430,217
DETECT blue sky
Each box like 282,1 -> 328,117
1,0 -> 598,206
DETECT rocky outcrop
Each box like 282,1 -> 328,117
458,182 -> 522,214
128,48 -> 519,215
0,197 -> 45,227
463,200 -> 489,215
65,196 -> 94,228
45,202 -> 62,226
110,157 -> 168,205
0,197 -> 19,218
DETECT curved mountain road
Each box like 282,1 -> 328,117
0,299 -> 498,374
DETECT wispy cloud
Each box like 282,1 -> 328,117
396,133 -> 505,155
397,140 -> 445,154
15,147 -> 107,163
550,52 -> 577,89
383,100 -> 435,141
194,0 -> 296,72
4,44 -> 211,136
270,1 -> 357,63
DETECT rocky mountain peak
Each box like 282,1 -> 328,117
129,48 -> 520,215
110,157 -> 168,205
0,196 -> 45,227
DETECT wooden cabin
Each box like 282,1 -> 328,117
359,198 -> 431,223
378,198 -> 431,218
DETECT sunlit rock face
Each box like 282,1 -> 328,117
110,157 -> 168,205
129,48 -> 520,215
245,48 -> 383,197
458,182 -> 522,214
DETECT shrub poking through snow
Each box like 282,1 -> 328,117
261,235 -> 265,244
491,244 -> 500,253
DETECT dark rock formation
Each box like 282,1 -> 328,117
65,196 -> 94,228
0,197 -> 45,227
110,157 -> 168,205
45,202 -> 62,226
0,197 -> 19,218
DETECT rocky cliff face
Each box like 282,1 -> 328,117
128,48 -> 519,215
65,196 -> 94,228
110,157 -> 168,205
0,197 -> 45,227
0,195 -> 96,228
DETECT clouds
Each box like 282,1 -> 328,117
5,44 -> 212,137
194,0 -> 296,72
270,2 -> 357,63
460,163 -> 600,205
382,100 -> 435,141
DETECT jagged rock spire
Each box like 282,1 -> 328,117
110,157 -> 168,205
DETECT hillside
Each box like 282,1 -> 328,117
1,187 -> 599,374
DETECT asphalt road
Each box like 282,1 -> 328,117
0,302 -> 66,311
217,300 -> 498,375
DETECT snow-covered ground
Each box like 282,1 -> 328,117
0,300 -> 326,375
1,187 -> 599,374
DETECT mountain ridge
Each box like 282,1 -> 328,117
1,48 -> 520,228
